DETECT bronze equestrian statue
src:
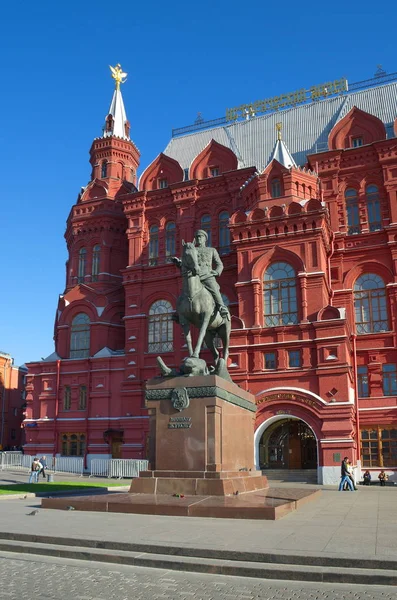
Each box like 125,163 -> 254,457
157,230 -> 231,378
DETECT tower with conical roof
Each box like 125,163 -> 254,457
89,64 -> 140,190
24,65 -> 149,464
57,66 -> 140,356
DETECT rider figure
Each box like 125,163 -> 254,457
173,230 -> 230,320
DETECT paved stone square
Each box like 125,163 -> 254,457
0,551 -> 395,600
0,482 -> 397,560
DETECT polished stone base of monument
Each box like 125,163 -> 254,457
129,469 -> 268,496
41,488 -> 321,520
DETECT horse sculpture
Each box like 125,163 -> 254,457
176,241 -> 231,367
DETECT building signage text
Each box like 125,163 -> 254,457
256,393 -> 316,407
226,78 -> 348,122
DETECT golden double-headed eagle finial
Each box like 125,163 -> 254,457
276,122 -> 282,141
109,64 -> 127,89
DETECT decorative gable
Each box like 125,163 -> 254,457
328,106 -> 386,150
80,179 -> 108,202
189,139 -> 238,180
139,153 -> 183,191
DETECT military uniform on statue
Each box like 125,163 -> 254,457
172,230 -> 230,321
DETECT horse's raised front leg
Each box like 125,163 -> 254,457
193,315 -> 211,358
180,319 -> 193,357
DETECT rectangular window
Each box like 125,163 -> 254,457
271,179 -> 281,198
11,429 -> 16,440
61,433 -> 86,457
361,426 -> 397,467
352,137 -> 363,147
383,364 -> 397,396
357,366 -> 369,397
13,407 -> 18,417
79,385 -> 87,410
288,350 -> 301,368
210,167 -> 219,177
159,178 -> 168,189
63,386 -> 71,411
264,352 -> 277,369
346,202 -> 361,235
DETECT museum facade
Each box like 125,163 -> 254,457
25,69 -> 397,483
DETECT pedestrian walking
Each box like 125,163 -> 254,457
28,458 -> 42,484
339,456 -> 355,491
346,460 -> 358,490
39,455 -> 47,479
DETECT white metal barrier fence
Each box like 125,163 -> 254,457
90,459 -> 148,479
1,453 -> 147,478
0,453 -> 83,475
0,452 -> 31,470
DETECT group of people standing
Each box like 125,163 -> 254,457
28,456 -> 47,483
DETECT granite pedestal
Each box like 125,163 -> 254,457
43,375 -> 320,519
129,374 -> 268,496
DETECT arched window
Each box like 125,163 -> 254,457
219,211 -> 230,255
92,244 -> 100,282
101,160 -> 108,178
264,262 -> 298,326
345,188 -> 360,235
366,185 -> 382,232
271,178 -> 282,198
78,248 -> 87,283
354,273 -> 388,334
70,313 -> 90,358
201,214 -> 212,246
165,222 -> 176,261
148,300 -> 173,353
149,225 -> 159,266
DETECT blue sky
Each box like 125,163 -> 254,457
0,0 -> 396,367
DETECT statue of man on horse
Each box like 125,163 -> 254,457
157,230 -> 231,379
172,230 -> 230,321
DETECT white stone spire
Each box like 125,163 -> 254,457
268,122 -> 296,169
103,64 -> 130,140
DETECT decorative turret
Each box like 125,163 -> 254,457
89,64 -> 140,187
267,123 -> 297,169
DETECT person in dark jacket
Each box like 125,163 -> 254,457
363,470 -> 371,485
339,457 -> 355,491
38,455 -> 47,479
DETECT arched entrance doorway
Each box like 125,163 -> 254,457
259,418 -> 317,470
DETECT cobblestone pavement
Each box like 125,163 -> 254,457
0,551 -> 395,600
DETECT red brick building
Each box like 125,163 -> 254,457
0,351 -> 27,449
25,71 -> 397,483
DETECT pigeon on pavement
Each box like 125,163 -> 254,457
26,510 -> 39,516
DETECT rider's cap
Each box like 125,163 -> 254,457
194,229 -> 208,240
